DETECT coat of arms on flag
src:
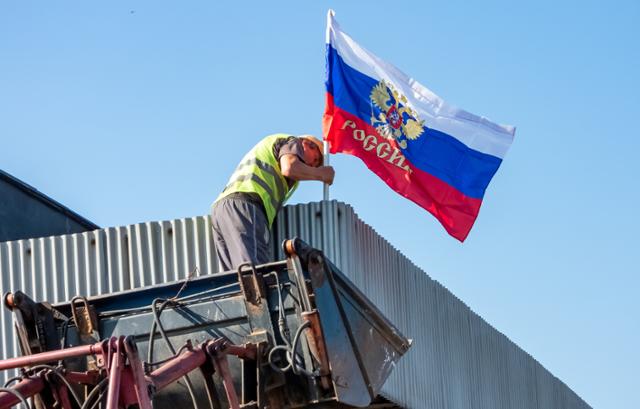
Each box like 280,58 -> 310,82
370,80 -> 425,149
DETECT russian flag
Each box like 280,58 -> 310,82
322,10 -> 515,242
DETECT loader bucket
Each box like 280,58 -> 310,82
6,240 -> 410,408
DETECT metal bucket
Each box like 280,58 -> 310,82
5,240 -> 410,408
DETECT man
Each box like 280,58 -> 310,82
211,134 -> 335,271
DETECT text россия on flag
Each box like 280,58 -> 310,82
322,10 -> 515,242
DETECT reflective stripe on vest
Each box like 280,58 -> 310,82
227,158 -> 287,203
223,172 -> 280,213
214,134 -> 298,226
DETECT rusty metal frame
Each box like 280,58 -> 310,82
0,336 -> 259,409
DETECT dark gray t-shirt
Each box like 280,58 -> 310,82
272,136 -> 306,188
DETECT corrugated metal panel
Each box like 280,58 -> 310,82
272,202 -> 591,409
0,201 -> 590,409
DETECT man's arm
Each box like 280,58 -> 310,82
280,154 -> 335,185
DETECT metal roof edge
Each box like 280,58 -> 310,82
0,169 -> 100,231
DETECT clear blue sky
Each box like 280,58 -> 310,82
1,2 -> 638,408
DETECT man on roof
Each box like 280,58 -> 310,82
211,134 -> 335,271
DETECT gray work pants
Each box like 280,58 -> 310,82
210,198 -> 271,272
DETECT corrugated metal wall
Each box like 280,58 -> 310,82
0,201 -> 590,409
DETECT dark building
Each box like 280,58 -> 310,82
0,169 -> 99,242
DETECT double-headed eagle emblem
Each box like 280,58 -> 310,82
370,80 -> 424,149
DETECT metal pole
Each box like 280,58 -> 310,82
0,343 -> 100,371
106,338 -> 124,409
0,377 -> 45,409
323,140 -> 330,201
149,347 -> 207,390
124,337 -> 153,409
320,139 -> 336,259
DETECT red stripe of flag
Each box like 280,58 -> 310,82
323,93 -> 481,241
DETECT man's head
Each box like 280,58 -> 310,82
299,135 -> 324,167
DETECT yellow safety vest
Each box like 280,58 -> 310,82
214,134 -> 299,226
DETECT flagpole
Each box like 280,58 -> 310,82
323,140 -> 330,200
322,11 -> 336,253
322,140 -> 329,200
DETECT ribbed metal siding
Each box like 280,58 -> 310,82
0,216 -> 218,385
0,201 -> 590,409
273,202 -> 591,409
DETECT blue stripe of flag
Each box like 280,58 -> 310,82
326,45 -> 503,199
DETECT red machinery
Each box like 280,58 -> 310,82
0,335 -> 259,409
